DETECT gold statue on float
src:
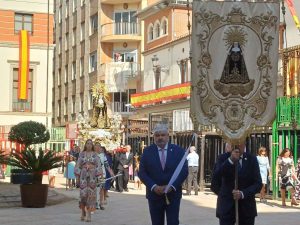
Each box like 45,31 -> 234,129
90,83 -> 110,128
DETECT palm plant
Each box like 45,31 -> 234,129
8,148 -> 62,184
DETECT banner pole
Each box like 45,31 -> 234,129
234,160 -> 239,225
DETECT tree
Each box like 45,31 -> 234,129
8,121 -> 50,148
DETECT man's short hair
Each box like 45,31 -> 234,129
152,123 -> 169,134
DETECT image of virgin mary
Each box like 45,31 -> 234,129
214,42 -> 254,97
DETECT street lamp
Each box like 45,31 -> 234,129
152,55 -> 161,89
152,55 -> 159,69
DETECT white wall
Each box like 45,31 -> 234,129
143,38 -> 190,91
283,0 -> 300,47
0,0 -> 54,14
0,115 -> 47,126
0,45 -> 53,126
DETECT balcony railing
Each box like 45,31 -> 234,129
276,96 -> 300,127
12,101 -> 32,112
112,102 -> 134,113
102,62 -> 141,92
101,22 -> 141,36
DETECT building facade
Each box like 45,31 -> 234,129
52,0 -> 145,150
0,0 -> 54,152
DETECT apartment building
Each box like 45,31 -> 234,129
0,0 -> 54,152
128,0 -> 192,150
52,0 -> 145,149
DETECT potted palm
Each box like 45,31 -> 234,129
8,121 -> 62,207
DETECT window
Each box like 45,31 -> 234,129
88,90 -> 93,110
72,96 -> 76,114
154,66 -> 161,89
90,14 -> 98,35
112,89 -> 136,113
72,61 -> 76,80
65,33 -> 69,50
161,18 -> 168,35
59,7 -> 62,23
58,69 -> 61,86
64,99 -> 68,115
59,38 -> 62,54
15,13 -> 33,34
80,94 -> 84,112
12,68 -> 33,112
89,52 -> 97,72
65,65 -> 68,83
80,22 -> 85,41
72,0 -> 77,13
65,1 -> 69,18
148,24 -> 154,41
72,29 -> 76,46
57,100 -> 61,117
154,21 -> 160,38
80,57 -> 84,77
113,51 -> 137,63
114,11 -> 137,35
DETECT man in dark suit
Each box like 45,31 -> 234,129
211,144 -> 262,225
117,145 -> 133,192
138,124 -> 188,225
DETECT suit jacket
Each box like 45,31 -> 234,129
138,143 -> 188,201
211,152 -> 262,220
117,152 -> 133,171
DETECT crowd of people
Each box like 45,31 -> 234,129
48,140 -> 141,222
43,129 -> 300,224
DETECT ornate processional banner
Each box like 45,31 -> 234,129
190,0 -> 280,142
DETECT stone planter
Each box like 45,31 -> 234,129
20,183 -> 48,207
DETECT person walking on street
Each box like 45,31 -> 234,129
211,143 -> 262,225
276,148 -> 299,206
186,146 -> 199,195
75,139 -> 102,222
256,146 -> 271,203
117,145 -> 133,192
138,123 -> 188,225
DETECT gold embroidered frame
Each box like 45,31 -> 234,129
190,1 -> 279,142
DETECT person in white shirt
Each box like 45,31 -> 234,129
186,146 -> 199,195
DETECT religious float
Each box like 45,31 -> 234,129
76,82 -> 124,151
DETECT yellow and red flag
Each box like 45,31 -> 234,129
18,30 -> 30,100
286,0 -> 300,32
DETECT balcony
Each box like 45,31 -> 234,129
102,62 -> 140,92
101,22 -> 141,43
12,101 -> 32,112
101,0 -> 141,4
111,102 -> 134,114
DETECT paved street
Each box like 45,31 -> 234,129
0,173 -> 299,225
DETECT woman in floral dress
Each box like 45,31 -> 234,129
75,139 -> 102,222
276,148 -> 298,206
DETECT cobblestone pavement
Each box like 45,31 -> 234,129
0,174 -> 299,225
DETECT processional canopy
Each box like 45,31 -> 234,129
190,0 -> 280,143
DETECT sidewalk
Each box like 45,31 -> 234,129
0,173 -> 299,225
0,174 -> 73,208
